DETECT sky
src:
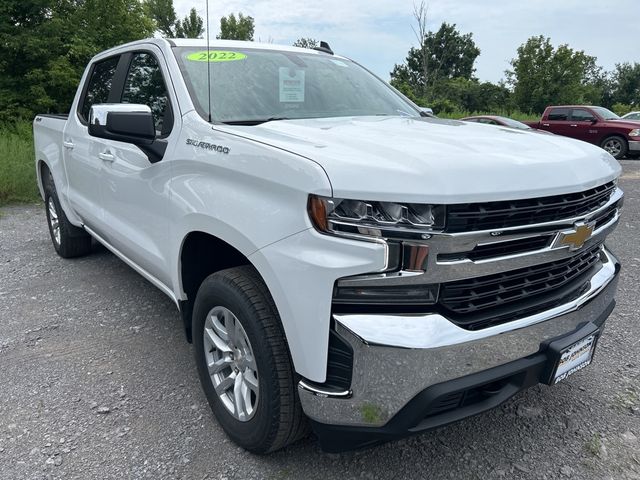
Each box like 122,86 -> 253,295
174,0 -> 639,83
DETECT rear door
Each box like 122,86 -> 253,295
569,108 -> 600,144
96,47 -> 178,285
540,107 -> 573,137
63,55 -> 124,226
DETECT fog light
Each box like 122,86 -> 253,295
333,283 -> 439,305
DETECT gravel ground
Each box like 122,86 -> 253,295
1,161 -> 639,480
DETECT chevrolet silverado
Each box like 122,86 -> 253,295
33,39 -> 623,453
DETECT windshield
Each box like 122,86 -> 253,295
173,47 -> 418,124
592,107 -> 620,120
497,117 -> 531,130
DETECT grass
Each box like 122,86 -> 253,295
585,434 -> 603,457
360,403 -> 384,424
0,121 -> 40,206
436,109 -> 540,121
612,386 -> 640,411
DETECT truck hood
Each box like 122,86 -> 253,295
607,119 -> 640,128
218,116 -> 621,203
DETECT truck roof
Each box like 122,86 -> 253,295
94,37 -> 341,61
545,105 -> 599,109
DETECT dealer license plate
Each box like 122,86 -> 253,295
552,333 -> 598,384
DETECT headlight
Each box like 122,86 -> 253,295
629,129 -> 640,137
308,195 -> 445,238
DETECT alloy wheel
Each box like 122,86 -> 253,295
203,306 -> 259,421
603,139 -> 622,157
47,197 -> 61,246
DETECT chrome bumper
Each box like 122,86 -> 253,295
298,247 -> 620,427
629,140 -> 640,152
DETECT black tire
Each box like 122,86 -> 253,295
600,135 -> 628,160
43,171 -> 92,258
193,265 -> 308,453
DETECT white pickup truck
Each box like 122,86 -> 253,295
33,38 -> 623,453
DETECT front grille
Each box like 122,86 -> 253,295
439,244 -> 603,330
446,182 -> 615,232
438,235 -> 553,262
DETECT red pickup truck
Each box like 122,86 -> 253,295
525,105 -> 640,159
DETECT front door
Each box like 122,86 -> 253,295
569,108 -> 600,145
97,48 -> 178,286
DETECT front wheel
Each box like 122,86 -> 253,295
600,136 -> 628,160
192,266 -> 308,453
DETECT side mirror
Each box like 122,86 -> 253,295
418,107 -> 435,117
88,104 -> 155,146
590,118 -> 598,124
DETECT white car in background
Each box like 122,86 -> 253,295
621,111 -> 640,121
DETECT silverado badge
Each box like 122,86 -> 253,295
553,222 -> 595,251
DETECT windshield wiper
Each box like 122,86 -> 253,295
221,117 -> 290,126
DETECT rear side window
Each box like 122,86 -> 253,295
121,52 -> 172,135
571,109 -> 596,122
548,108 -> 569,121
80,56 -> 120,122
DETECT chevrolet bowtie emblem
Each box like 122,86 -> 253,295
554,222 -> 594,251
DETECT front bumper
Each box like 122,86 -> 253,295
629,140 -> 640,152
299,247 -> 620,449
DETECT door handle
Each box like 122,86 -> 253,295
570,124 -> 578,127
63,140 -> 74,149
98,151 -> 115,162
542,123 -> 550,127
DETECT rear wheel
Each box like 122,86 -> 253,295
600,136 -> 628,160
43,172 -> 92,258
192,265 -> 308,453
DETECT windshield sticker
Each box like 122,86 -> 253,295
186,51 -> 247,62
279,67 -> 305,102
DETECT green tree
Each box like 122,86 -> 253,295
145,1 -> 203,39
507,36 -> 602,113
437,78 -> 512,113
292,38 -> 318,49
391,22 -> 480,102
0,0 -> 154,122
217,12 -> 254,41
144,0 -> 176,37
610,62 -> 640,106
175,7 -> 204,38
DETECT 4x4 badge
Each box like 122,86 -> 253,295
553,222 -> 595,251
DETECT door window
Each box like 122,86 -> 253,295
79,56 -> 120,122
548,108 -> 569,121
121,52 -> 172,136
571,109 -> 596,122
